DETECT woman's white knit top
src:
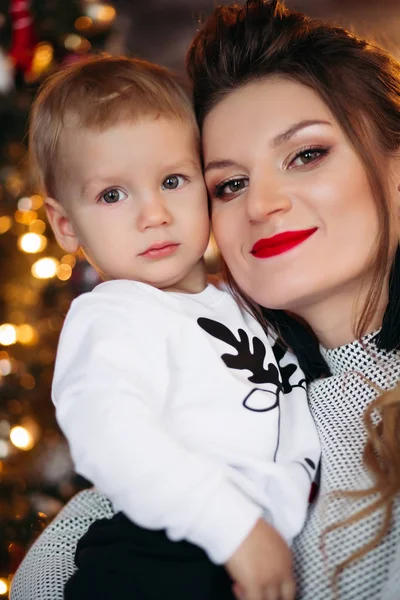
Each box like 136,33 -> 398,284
10,332 -> 400,599
294,332 -> 400,599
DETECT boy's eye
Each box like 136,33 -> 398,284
161,175 -> 186,190
101,188 -> 127,204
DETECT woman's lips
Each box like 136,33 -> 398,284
140,242 -> 180,259
250,228 -> 318,258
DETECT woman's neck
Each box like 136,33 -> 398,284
295,284 -> 388,349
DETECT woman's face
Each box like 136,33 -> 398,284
203,77 -> 399,322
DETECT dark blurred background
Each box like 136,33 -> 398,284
0,0 -> 399,596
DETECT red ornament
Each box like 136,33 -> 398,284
9,0 -> 37,73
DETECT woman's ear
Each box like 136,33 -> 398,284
45,198 -> 80,254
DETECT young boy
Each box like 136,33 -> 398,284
30,56 -> 320,600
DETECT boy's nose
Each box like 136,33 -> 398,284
136,196 -> 172,231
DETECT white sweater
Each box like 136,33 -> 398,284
11,331 -> 399,600
51,280 -> 319,564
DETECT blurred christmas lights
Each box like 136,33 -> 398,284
0,324 -> 17,346
10,426 -> 35,451
0,578 -> 8,596
31,257 -> 59,279
18,232 -> 47,253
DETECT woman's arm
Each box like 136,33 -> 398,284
10,488 -> 115,600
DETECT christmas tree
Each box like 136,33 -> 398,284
0,1 -> 115,596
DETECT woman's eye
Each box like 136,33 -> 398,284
289,147 -> 328,169
100,189 -> 127,204
162,175 -> 186,190
215,178 -> 248,199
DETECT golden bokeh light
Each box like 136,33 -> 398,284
29,219 -> 46,234
0,216 -> 12,234
61,253 -> 76,268
86,3 -> 116,24
18,232 -> 47,254
16,324 -> 38,345
0,577 -> 8,595
20,373 -> 36,390
0,324 -> 17,346
17,196 -> 32,211
75,16 -> 93,30
0,441 -> 9,459
10,426 -> 35,451
64,34 -> 91,53
30,195 -> 43,210
0,358 -> 12,376
57,263 -> 73,281
31,257 -> 59,279
14,209 -> 38,225
31,43 -> 54,77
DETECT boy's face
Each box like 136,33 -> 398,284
46,116 -> 210,293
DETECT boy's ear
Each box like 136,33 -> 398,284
45,198 -> 80,254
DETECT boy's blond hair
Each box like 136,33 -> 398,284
29,55 -> 196,198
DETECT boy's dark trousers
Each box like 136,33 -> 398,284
64,512 -> 236,599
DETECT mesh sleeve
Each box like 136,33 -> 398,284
10,488 -> 114,600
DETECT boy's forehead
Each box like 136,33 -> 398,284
56,115 -> 201,195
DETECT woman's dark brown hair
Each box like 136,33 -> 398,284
187,0 -> 400,587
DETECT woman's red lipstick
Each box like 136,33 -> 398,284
251,228 -> 317,258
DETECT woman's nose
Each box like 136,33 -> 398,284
245,177 -> 292,223
136,194 -> 172,231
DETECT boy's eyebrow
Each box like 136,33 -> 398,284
81,177 -> 116,195
80,160 -> 200,195
162,159 -> 200,172
204,119 -> 332,175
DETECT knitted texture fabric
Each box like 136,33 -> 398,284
11,488 -> 114,600
11,332 -> 400,599
293,332 -> 400,599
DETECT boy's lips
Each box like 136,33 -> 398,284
139,242 -> 180,258
250,228 -> 317,258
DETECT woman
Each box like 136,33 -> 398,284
11,1 -> 400,599
187,1 -> 400,598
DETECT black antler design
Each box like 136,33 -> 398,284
197,317 -> 283,388
271,339 -> 307,393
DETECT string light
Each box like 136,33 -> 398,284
0,358 -> 12,376
14,209 -> 37,225
30,43 -> 54,78
31,257 -> 59,279
75,16 -> 93,31
84,3 -> 116,25
16,324 -> 38,345
64,34 -> 91,53
10,426 -> 35,451
0,440 -> 9,459
57,263 -> 72,281
18,232 -> 47,253
29,219 -> 46,234
17,196 -> 32,211
30,195 -> 43,210
0,324 -> 17,346
61,253 -> 76,267
0,578 -> 8,596
0,216 -> 12,234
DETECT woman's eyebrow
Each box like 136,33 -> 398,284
203,159 -> 240,175
271,119 -> 332,148
204,120 -> 332,175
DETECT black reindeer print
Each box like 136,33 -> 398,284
197,317 -> 317,481
197,318 -> 283,412
270,339 -> 307,393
